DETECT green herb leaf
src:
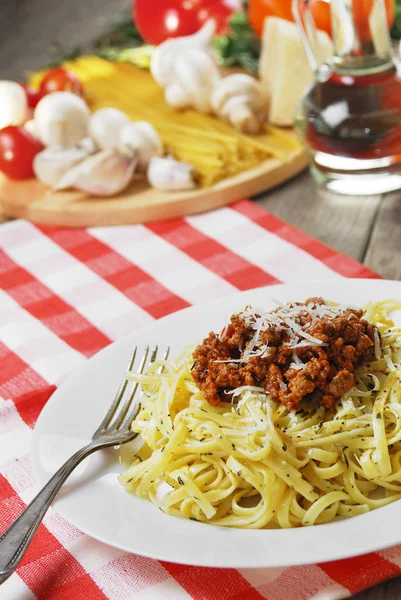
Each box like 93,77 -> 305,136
213,12 -> 260,73
94,14 -> 144,50
45,43 -> 83,68
391,0 -> 401,39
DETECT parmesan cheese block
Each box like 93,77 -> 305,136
259,17 -> 334,127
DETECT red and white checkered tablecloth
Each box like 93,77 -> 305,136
1,199 -> 400,600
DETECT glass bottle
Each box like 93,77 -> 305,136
293,0 -> 401,195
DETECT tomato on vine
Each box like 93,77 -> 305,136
20,84 -> 41,109
133,0 -> 239,44
0,126 -> 44,180
248,0 -> 395,38
39,68 -> 84,98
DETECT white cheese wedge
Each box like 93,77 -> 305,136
259,17 -> 334,127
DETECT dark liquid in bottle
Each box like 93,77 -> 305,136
302,67 -> 401,161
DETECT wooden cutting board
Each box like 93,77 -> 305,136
0,140 -> 308,227
0,57 -> 309,227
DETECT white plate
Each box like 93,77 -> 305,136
32,279 -> 401,569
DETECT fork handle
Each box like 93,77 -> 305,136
0,439 -> 107,585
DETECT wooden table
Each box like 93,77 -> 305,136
1,0 -> 401,597
257,171 -> 401,283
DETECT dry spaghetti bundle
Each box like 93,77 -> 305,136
31,56 -> 301,187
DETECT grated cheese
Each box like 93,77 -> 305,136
283,317 -> 326,346
215,299 -> 357,367
374,330 -> 381,361
225,386 -> 265,397
384,354 -> 396,372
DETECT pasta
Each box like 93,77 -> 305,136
30,57 -> 302,187
119,299 -> 401,529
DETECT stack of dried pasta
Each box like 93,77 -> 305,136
31,56 -> 302,187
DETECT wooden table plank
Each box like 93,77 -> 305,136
256,172 -> 383,262
353,578 -> 401,600
364,191 -> 401,280
0,0 -> 132,80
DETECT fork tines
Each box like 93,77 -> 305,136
93,345 -> 170,437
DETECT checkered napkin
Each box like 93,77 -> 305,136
1,199 -> 398,600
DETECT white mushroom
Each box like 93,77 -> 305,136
55,149 -> 137,197
88,108 -> 130,150
119,121 -> 163,170
33,146 -> 90,187
150,20 -> 221,113
34,91 -> 90,148
147,156 -> 195,191
0,81 -> 29,129
211,74 -> 265,134
24,119 -> 41,140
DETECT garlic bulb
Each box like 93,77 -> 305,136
211,74 -> 265,134
55,149 -> 137,197
34,91 -> 90,148
151,20 -> 221,113
33,146 -> 89,187
89,108 -> 130,150
0,81 -> 29,129
77,136 -> 98,154
120,121 -> 163,170
147,156 -> 195,191
151,20 -> 216,85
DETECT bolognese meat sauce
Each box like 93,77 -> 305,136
192,298 -> 380,410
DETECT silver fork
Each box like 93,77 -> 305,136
0,344 -> 169,585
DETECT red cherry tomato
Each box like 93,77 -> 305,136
310,0 -> 395,38
134,0 -> 199,45
0,126 -> 44,180
194,0 -> 237,35
134,0 -> 237,44
248,0 -> 395,38
352,0 -> 395,42
20,83 -> 41,109
248,0 -> 293,37
39,67 -> 84,97
309,0 -> 332,37
248,0 -> 331,37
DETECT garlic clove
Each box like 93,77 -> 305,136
0,81 -> 29,129
33,146 -> 89,187
88,108 -> 130,150
34,91 -> 90,148
54,149 -> 137,197
119,121 -> 163,171
147,156 -> 196,191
